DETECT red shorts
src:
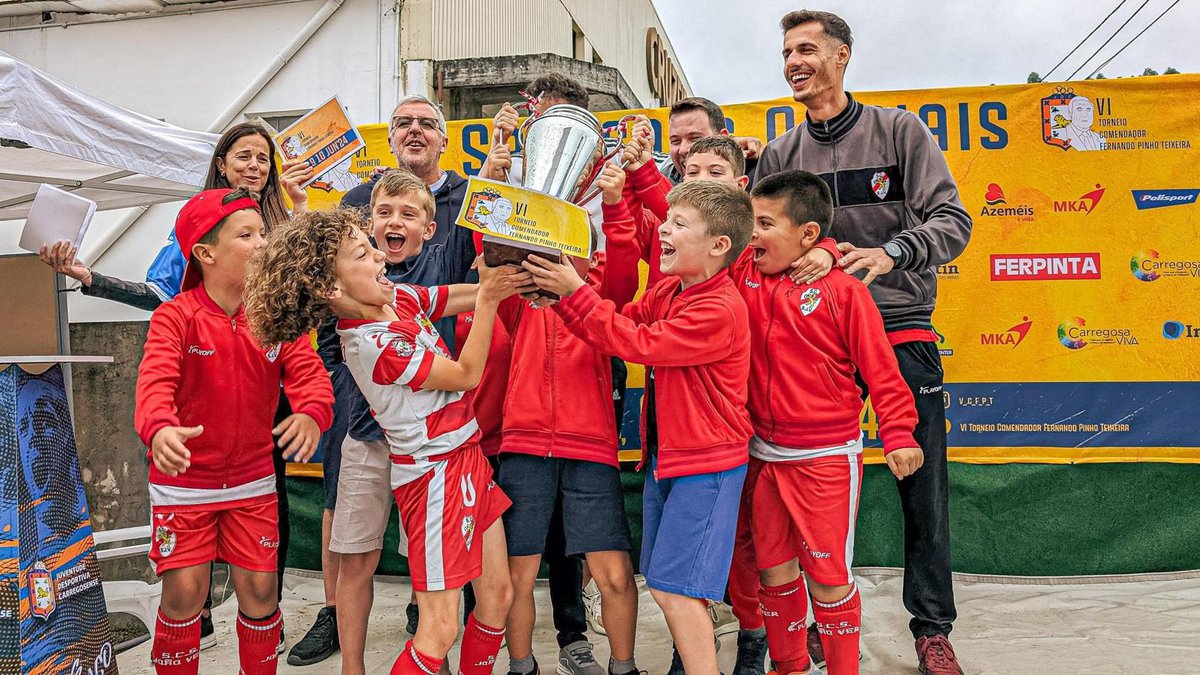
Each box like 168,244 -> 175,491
744,454 -> 862,586
148,494 -> 279,575
393,444 -> 510,592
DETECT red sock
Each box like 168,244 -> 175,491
151,610 -> 201,675
813,586 -> 862,675
759,579 -> 810,674
236,609 -> 282,675
392,640 -> 445,675
458,613 -> 505,675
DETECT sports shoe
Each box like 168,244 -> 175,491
916,635 -> 964,675
199,612 -> 216,651
276,628 -> 286,655
406,602 -> 419,635
508,658 -> 540,675
583,579 -> 605,636
732,630 -> 767,675
708,601 -> 740,637
557,640 -> 604,675
805,623 -> 825,670
286,606 -> 339,666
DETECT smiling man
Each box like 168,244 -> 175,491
754,10 -> 972,675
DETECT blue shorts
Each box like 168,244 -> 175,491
640,460 -> 747,600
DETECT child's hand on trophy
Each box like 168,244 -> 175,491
522,253 -> 586,298
597,163 -> 627,205
622,116 -> 655,171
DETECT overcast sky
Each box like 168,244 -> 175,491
652,0 -> 1198,105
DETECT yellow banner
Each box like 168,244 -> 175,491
306,76 -> 1200,464
455,177 -> 592,258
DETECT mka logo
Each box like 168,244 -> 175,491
1131,189 -> 1199,210
1052,184 -> 1105,215
1057,316 -> 1139,350
980,317 -> 1033,348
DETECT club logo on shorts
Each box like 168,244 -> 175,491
264,343 -> 281,362
155,525 -> 177,557
460,474 -> 477,507
29,561 -> 56,619
800,288 -> 822,316
461,515 -> 476,551
871,172 -> 890,199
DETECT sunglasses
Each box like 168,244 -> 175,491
391,116 -> 443,133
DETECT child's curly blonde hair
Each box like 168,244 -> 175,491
245,208 -> 364,345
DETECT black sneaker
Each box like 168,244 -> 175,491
667,647 -> 685,675
406,602 -> 419,635
286,606 -> 339,666
199,612 -> 216,651
732,630 -> 767,675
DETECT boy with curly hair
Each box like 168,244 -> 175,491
245,208 -> 532,675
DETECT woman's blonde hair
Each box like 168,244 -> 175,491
245,208 -> 363,345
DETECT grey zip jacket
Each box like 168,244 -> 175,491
756,92 -> 972,333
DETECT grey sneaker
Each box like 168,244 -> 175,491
557,640 -> 605,675
708,601 -> 739,637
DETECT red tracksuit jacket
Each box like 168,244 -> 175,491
497,200 -> 641,466
729,245 -> 918,454
555,271 -> 752,479
136,284 -> 334,497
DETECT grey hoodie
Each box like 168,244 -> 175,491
756,93 -> 972,332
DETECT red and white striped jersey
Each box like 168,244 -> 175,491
337,284 -> 480,486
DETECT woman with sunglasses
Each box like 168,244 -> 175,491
37,121 -> 313,655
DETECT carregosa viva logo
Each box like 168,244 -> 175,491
1057,316 -> 1138,349
1130,249 -> 1200,282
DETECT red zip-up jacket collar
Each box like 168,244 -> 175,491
729,246 -> 917,454
135,283 -> 334,492
555,271 -> 752,479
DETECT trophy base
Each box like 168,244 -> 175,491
482,235 -> 563,301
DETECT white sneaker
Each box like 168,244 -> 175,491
708,600 -> 740,637
582,579 -> 605,636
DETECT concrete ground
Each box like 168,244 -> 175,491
118,568 -> 1200,674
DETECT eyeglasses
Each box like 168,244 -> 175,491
391,116 -> 443,133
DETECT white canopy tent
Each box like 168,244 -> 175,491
0,49 -> 217,221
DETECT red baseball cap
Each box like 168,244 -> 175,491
176,188 -> 261,292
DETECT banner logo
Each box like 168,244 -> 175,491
1130,249 -> 1200,282
1042,88 -> 1106,151
29,561 -> 56,619
981,317 -> 1033,348
979,183 -> 1033,219
1057,316 -> 1138,349
991,253 -> 1100,280
1052,184 -> 1105,215
984,183 -> 1006,205
1131,189 -> 1199,210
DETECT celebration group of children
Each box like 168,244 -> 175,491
137,109 -> 922,675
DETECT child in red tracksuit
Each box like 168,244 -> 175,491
495,162 -> 642,675
136,188 -> 334,675
729,170 -> 923,675
524,179 -> 754,675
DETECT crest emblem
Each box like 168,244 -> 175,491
391,337 -> 415,358
871,172 -> 890,200
1041,88 -> 1076,150
461,515 -> 477,551
800,288 -> 822,316
29,561 -> 56,619
156,525 -> 177,558
264,343 -> 281,363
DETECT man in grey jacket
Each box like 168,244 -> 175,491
755,10 -> 971,675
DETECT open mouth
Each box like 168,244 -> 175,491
376,266 -> 393,289
404,139 -> 426,151
789,71 -> 813,86
660,242 -> 677,261
752,246 -> 767,261
384,232 -> 407,255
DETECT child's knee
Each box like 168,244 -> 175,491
759,559 -> 801,587
592,564 -> 635,596
807,579 -> 853,604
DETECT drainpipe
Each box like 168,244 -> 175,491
82,0 -> 346,268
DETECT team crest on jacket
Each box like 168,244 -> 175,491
461,515 -> 476,551
871,172 -> 890,199
29,561 -> 56,619
265,342 -> 281,362
156,524 -> 176,557
800,288 -> 822,316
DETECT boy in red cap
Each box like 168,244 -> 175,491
730,170 -> 923,675
135,188 -> 334,674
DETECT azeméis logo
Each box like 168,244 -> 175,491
1162,321 -> 1200,340
1131,189 -> 1199,210
1052,183 -> 1105,215
980,316 -> 1033,348
1057,316 -> 1138,350
980,183 -> 1033,220
1130,249 -> 1200,282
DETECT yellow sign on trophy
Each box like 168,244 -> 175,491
455,177 -> 593,259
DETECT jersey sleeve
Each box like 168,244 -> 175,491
394,284 -> 450,321
363,322 -> 438,391
134,302 -> 187,447
278,336 -> 335,432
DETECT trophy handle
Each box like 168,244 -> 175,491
575,115 -> 641,206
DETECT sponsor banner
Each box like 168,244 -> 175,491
0,365 -> 116,673
305,75 -> 1200,464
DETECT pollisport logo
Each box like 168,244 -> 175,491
1131,189 -> 1199,210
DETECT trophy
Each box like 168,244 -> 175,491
481,105 -> 634,274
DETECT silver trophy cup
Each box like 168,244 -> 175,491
518,103 -> 607,204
